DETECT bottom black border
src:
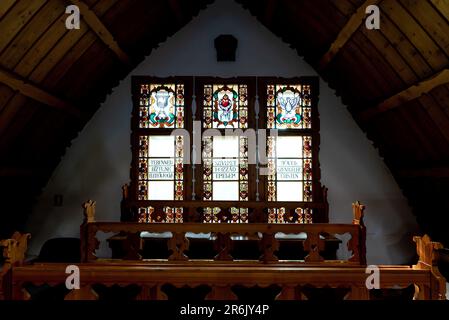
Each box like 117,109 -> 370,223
1,301 -> 448,319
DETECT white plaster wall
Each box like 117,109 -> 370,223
26,0 -> 419,264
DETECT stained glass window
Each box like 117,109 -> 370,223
138,206 -> 183,223
202,136 -> 248,201
267,208 -> 313,224
139,83 -> 185,128
203,84 -> 248,128
203,207 -> 249,223
266,84 -> 312,129
130,77 -> 322,225
267,135 -> 313,202
137,135 -> 184,201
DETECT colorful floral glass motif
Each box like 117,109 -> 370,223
202,136 -> 248,201
267,84 -> 312,129
139,84 -> 185,128
268,208 -> 313,224
138,207 -> 183,223
203,84 -> 248,128
267,136 -> 313,202
137,135 -> 184,201
202,207 -> 248,223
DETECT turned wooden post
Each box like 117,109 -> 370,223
81,200 -> 98,262
0,232 -> 31,300
413,235 -> 446,300
82,199 -> 96,223
350,201 -> 366,265
120,184 -> 131,221
0,232 -> 31,270
81,223 -> 99,262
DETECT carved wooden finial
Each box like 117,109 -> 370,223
82,200 -> 96,223
0,232 -> 31,272
413,234 -> 443,267
122,184 -> 129,200
352,201 -> 365,227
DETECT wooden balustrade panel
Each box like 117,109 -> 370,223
259,233 -> 279,263
303,232 -> 325,263
80,222 -> 365,264
213,233 -> 233,261
168,232 -> 189,261
8,263 -> 441,300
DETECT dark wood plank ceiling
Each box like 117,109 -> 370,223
237,0 -> 449,246
0,0 -> 212,236
1,0 -> 448,246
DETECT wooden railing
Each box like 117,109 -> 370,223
1,234 -> 446,300
80,201 -> 366,264
81,222 -> 364,264
121,200 -> 328,223
5,263 -> 440,300
1,201 -> 446,300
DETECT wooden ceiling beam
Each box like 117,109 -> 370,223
0,67 -> 80,117
318,0 -> 380,70
396,167 -> 449,178
71,0 -> 131,66
358,69 -> 449,121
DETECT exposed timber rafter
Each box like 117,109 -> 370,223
0,67 -> 80,117
358,69 -> 449,121
318,0 -> 380,70
70,0 -> 131,66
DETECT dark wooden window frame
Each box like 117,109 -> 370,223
194,76 -> 257,203
258,77 -> 327,222
123,76 -> 328,223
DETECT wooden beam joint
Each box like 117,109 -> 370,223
0,67 -> 80,117
359,69 -> 449,121
70,0 -> 131,66
319,0 -> 380,70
